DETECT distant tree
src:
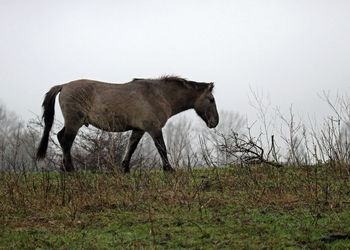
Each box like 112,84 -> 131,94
163,115 -> 197,168
0,103 -> 39,171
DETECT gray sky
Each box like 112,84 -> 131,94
1,0 -> 350,123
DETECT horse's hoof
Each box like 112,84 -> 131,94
61,167 -> 74,172
163,166 -> 175,172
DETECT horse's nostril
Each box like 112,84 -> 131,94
208,120 -> 217,128
211,120 -> 218,128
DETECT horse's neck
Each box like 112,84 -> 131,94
162,86 -> 197,116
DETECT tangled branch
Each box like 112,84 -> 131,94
217,130 -> 282,168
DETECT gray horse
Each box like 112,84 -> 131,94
36,76 -> 219,172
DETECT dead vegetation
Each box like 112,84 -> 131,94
0,161 -> 349,248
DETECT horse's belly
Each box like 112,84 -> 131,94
87,113 -> 130,132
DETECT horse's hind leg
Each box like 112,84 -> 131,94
57,126 -> 79,172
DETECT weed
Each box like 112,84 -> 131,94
0,165 -> 349,248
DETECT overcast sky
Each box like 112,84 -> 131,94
1,0 -> 350,124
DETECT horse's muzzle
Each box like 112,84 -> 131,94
208,119 -> 219,128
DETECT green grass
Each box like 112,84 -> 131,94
1,164 -> 350,248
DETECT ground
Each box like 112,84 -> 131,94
1,164 -> 350,248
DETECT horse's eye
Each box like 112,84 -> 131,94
209,98 -> 215,103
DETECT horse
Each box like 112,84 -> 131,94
36,76 -> 219,172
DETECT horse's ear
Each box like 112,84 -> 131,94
208,82 -> 214,92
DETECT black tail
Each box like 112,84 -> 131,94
36,85 -> 62,160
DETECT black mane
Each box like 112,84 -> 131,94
132,75 -> 210,90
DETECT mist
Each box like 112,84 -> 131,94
0,0 -> 349,124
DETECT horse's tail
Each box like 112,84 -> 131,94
36,85 -> 63,160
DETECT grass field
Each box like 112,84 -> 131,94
1,164 -> 350,249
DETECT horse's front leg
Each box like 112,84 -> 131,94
122,130 -> 145,173
149,129 -> 174,172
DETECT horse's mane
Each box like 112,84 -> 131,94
132,75 -> 210,90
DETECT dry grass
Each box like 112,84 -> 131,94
1,163 -> 350,248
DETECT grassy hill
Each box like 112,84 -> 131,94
1,164 -> 350,248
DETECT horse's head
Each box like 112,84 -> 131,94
194,83 -> 219,128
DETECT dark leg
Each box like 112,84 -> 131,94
122,130 -> 145,173
57,126 -> 78,172
150,130 -> 174,172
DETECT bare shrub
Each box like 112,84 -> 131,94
199,110 -> 246,167
303,91 -> 350,173
277,105 -> 306,165
72,127 -> 130,171
207,128 -> 282,168
248,87 -> 275,152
